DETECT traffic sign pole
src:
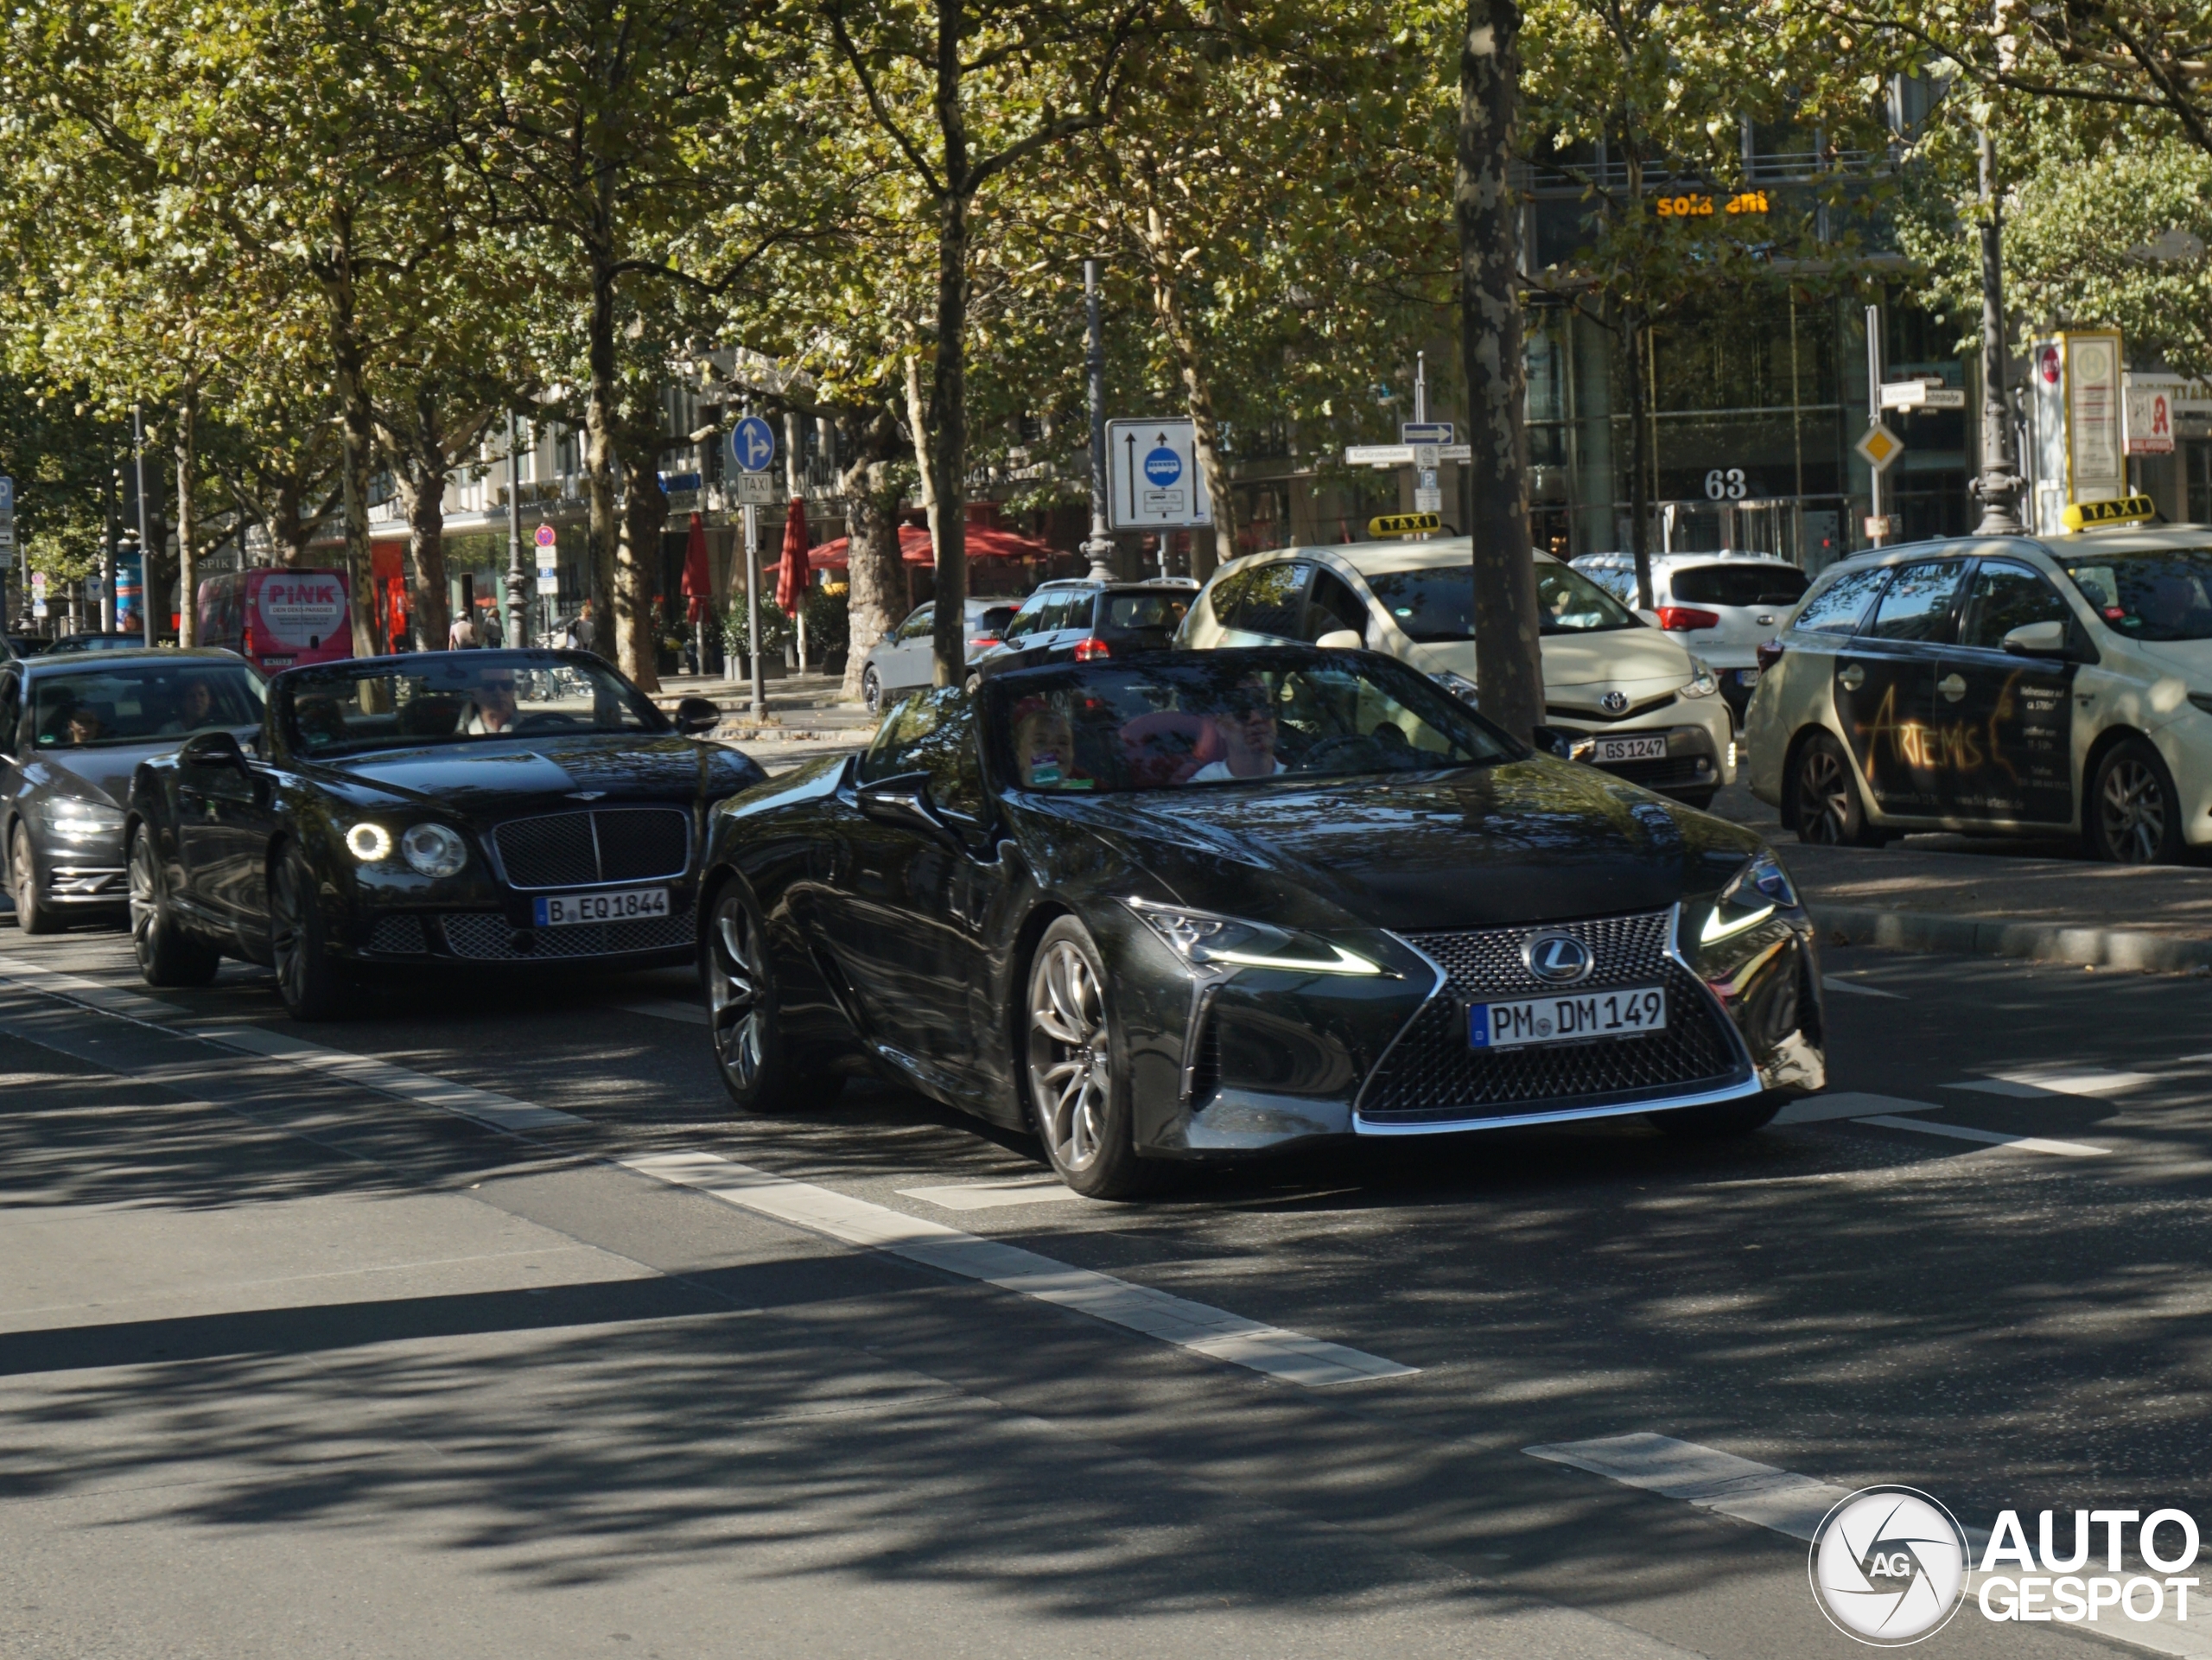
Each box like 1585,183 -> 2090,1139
1866,304 -> 1886,545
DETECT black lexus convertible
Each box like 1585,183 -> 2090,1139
697,646 -> 1825,1198
128,650 -> 761,1019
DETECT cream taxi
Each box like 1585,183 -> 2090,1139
1745,520 -> 2212,862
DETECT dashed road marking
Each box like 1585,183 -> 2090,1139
1859,1115 -> 2108,1158
620,999 -> 712,1026
1772,1091 -> 1936,1125
1949,1067 -> 2155,1098
623,1150 -> 1416,1388
1821,976 -> 1905,999
898,1177 -> 1085,1211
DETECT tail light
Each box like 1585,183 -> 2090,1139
1756,639 -> 1786,671
1656,606 -> 1720,631
967,636 -> 1001,651
1073,637 -> 1112,661
243,620 -> 256,658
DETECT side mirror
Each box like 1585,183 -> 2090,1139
1314,628 -> 1363,650
856,770 -> 952,840
180,728 -> 246,770
1529,724 -> 1586,760
2001,620 -> 2069,658
674,696 -> 721,735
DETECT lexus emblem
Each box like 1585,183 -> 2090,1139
1523,932 -> 1594,985
1600,690 -> 1630,715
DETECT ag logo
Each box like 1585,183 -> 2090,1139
1522,932 -> 1593,985
1809,1486 -> 1968,1646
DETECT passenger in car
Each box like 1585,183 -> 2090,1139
1011,697 -> 1086,789
1189,678 -> 1283,782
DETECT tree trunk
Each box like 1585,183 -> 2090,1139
102,454 -> 118,632
585,255 -> 620,655
325,205 -> 380,660
398,459 -> 450,652
1142,202 -> 1236,580
840,408 -> 906,702
174,386 -> 198,648
1454,0 -> 1543,741
1625,307 -> 1653,611
616,450 -> 665,691
926,188 -> 971,688
904,350 -> 940,565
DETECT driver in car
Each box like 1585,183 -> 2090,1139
1190,677 -> 1283,782
463,666 -> 521,735
163,677 -> 217,734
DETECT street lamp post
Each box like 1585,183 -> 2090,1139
133,404 -> 155,646
1082,259 -> 1114,582
505,413 -> 529,650
1971,128 -> 2025,535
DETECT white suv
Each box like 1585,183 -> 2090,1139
1573,551 -> 1810,722
1179,538 -> 1737,806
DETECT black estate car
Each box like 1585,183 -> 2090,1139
696,646 -> 1825,1198
127,649 -> 760,1019
3,648 -> 265,932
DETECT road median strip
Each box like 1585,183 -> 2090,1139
1814,902 -> 2212,974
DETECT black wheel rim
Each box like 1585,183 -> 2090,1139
708,895 -> 767,1090
1796,748 -> 1850,844
10,828 -> 29,918
270,857 -> 311,1008
2099,756 -> 2168,863
128,836 -> 160,964
863,671 -> 880,714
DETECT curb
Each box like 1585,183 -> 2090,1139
1814,904 -> 2212,974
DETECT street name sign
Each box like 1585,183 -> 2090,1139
1106,418 -> 1212,529
729,417 -> 777,474
1855,423 -> 1904,471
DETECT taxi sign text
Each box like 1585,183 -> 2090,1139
1368,512 -> 1441,538
2061,493 -> 2157,530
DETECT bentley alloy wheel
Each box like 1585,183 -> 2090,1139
1024,917 -> 1160,1199
129,829 -> 219,987
269,844 -> 353,1021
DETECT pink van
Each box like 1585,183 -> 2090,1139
197,568 -> 353,673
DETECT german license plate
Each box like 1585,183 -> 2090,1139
1595,735 -> 1669,763
533,887 -> 670,927
1736,667 -> 1760,687
1470,987 -> 1668,1049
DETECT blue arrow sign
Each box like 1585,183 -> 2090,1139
729,417 -> 777,474
0,476 -> 13,512
1143,444 -> 1182,487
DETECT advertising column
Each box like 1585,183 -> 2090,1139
2028,331 -> 2125,532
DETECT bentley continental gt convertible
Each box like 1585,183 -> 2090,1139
128,649 -> 762,1019
698,646 -> 1826,1198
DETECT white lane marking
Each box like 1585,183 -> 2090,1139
1859,1115 -> 2107,1158
1948,1066 -> 2155,1098
0,954 -> 581,1131
1525,1433 -> 1847,1541
897,1178 -> 1085,1211
1528,1434 -> 2212,1657
1820,976 -> 1904,999
620,1000 -> 711,1027
622,1150 -> 1415,1388
1772,1091 -> 1936,1126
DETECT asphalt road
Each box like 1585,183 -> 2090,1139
3,919 -> 2210,1658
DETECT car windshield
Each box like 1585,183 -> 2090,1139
29,662 -> 265,748
2059,547 -> 2212,641
277,652 -> 663,755
985,652 -> 1515,792
1364,561 -> 1640,639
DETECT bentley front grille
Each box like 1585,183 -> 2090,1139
493,809 -> 690,889
440,911 -> 697,962
1357,910 -> 1745,1125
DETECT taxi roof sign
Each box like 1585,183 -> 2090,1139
1368,511 -> 1441,538
2062,493 -> 2158,531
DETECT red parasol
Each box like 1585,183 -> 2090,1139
775,497 -> 810,617
806,521 -> 1059,568
679,512 -> 713,623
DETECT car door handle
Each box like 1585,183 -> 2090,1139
1756,614 -> 1775,626
1939,672 -> 1967,703
1839,665 -> 1866,690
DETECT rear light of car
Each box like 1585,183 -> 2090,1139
968,636 -> 1001,650
1756,639 -> 1786,671
1656,606 -> 1721,631
1073,638 -> 1112,661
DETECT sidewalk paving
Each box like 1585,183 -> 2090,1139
650,668 -> 878,771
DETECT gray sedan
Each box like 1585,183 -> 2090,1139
1,649 -> 265,932
859,599 -> 1018,714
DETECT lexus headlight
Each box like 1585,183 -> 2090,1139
1700,849 -> 1799,944
1680,658 -> 1719,699
1125,899 -> 1382,976
37,799 -> 125,842
1431,670 -> 1481,709
400,823 -> 467,878
345,822 -> 393,862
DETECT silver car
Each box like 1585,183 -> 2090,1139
859,598 -> 1018,714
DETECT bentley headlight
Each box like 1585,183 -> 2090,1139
345,822 -> 394,862
1431,670 -> 1481,709
1680,658 -> 1719,699
38,799 -> 125,843
1700,849 -> 1799,944
1124,899 -> 1382,976
400,823 -> 467,878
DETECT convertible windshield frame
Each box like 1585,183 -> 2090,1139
274,650 -> 669,758
2056,545 -> 2212,642
981,648 -> 1522,796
